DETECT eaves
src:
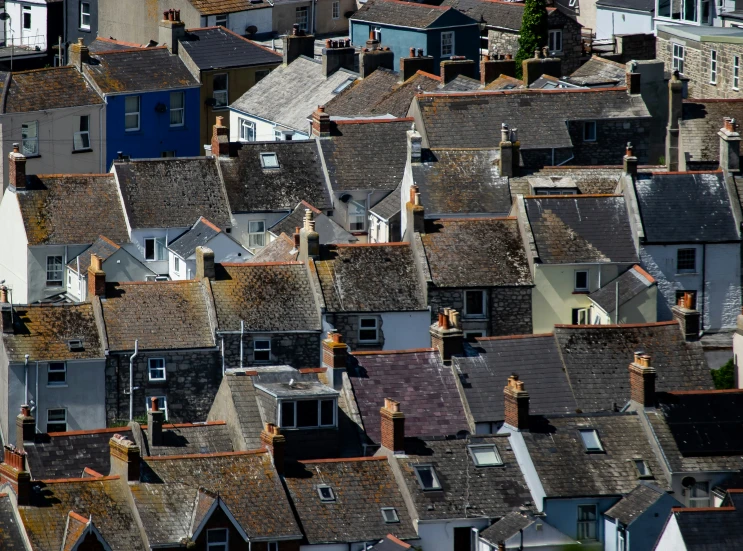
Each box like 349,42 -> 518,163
1,101 -> 104,116
101,84 -> 201,97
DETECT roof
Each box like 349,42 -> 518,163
100,281 -> 215,351
440,74 -> 482,92
269,201 -> 357,243
348,349 -> 469,444
187,0 -> 272,14
413,149 -> 511,215
680,100 -> 743,167
85,47 -> 199,94
16,174 -> 129,246
168,217 -> 223,258
479,511 -> 535,546
0,494 -> 27,551
0,66 -> 102,113
219,140 -> 332,212
140,422 -> 233,456
249,233 -> 299,262
657,24 -> 743,43
523,195 -> 638,264
420,218 -> 532,287
415,89 -> 650,150
604,483 -> 672,525
315,244 -> 427,312
369,186 -> 401,221
67,235 -> 121,273
634,172 -> 740,243
454,335 -> 578,423
588,265 -> 656,314
371,534 -> 412,551
485,74 -> 525,90
670,492 -> 743,550
351,0 -> 475,28
212,372 -> 264,449
231,56 -> 357,133
395,435 -> 533,520
179,27 -> 280,71
320,119 -> 412,192
554,323 -> 713,413
88,37 -> 147,53
210,262 -> 322,331
596,0 -> 654,11
441,0 -> 525,29
565,55 -> 626,87
114,158 -> 233,229
2,303 -> 103,363
510,165 -> 651,196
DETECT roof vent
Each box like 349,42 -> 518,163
67,339 -> 84,351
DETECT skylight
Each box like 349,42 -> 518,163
634,459 -> 652,479
260,152 -> 279,169
579,429 -> 604,453
413,465 -> 442,491
317,485 -> 335,501
468,444 -> 503,467
333,78 -> 355,94
381,507 -> 399,523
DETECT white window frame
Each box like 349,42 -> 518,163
170,91 -> 185,127
248,220 -> 266,248
332,0 -> 340,19
144,237 -> 167,261
46,255 -> 64,286
464,289 -> 487,318
673,43 -> 685,74
710,49 -> 718,84
468,444 -> 503,466
47,362 -> 67,386
74,115 -> 91,151
576,504 -> 598,541
634,459 -> 652,479
239,117 -> 255,142
413,464 -> 442,491
579,429 -> 604,452
358,317 -> 379,343
47,408 -> 67,432
441,31 -> 455,58
174,256 -> 180,274
148,358 -> 166,382
260,152 -> 280,168
80,1 -> 91,30
254,339 -> 271,362
349,200 -> 366,232
318,484 -> 336,501
677,247 -> 696,274
689,481 -> 710,507
548,29 -> 563,54
735,56 -> 740,90
296,6 -> 309,31
573,307 -> 589,325
21,120 -> 39,156
372,27 -> 382,42
279,398 -> 337,429
381,507 -> 400,523
583,121 -> 597,142
125,95 -> 140,131
23,6 -> 31,30
574,270 -> 589,292
213,73 -> 228,108
146,396 -> 168,419
207,527 -> 229,551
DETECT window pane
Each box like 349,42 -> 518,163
414,466 -> 440,489
125,96 -> 139,113
360,318 -> 376,328
208,529 -> 228,543
48,362 -> 66,384
281,401 -> 295,427
575,271 -> 588,290
145,239 -> 155,260
465,291 -> 484,315
470,445 -> 502,466
296,400 -> 319,427
213,74 -> 227,91
677,248 -> 696,272
320,399 -> 334,425
579,429 -> 602,451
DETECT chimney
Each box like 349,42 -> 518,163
299,209 -> 320,260
503,374 -> 529,430
359,33 -> 394,78
283,24 -> 314,66
159,9 -> 186,54
15,406 -> 34,450
405,185 -> 425,239
628,352 -> 656,408
211,116 -> 229,158
499,123 -> 514,178
719,117 -> 741,173
407,126 -> 422,164
380,398 -> 405,453
430,309 -> 464,361
0,445 -> 30,505
0,302 -> 11,335
109,434 -> 140,482
87,253 -> 106,299
0,285 -> 6,304
68,37 -> 90,71
521,51 -> 562,86
623,142 -> 638,178
293,227 -> 301,249
322,39 -> 355,77
666,71 -> 683,172
260,423 -> 285,475
147,397 -> 164,447
440,57 -> 476,84
322,332 -> 347,390
625,61 -> 641,95
195,246 -> 216,280
481,54 -> 516,86
398,49 -> 435,82
672,292 -> 701,341
8,144 -> 26,191
311,105 -> 331,138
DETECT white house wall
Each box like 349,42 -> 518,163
417,519 -> 490,551
27,244 -> 87,303
0,191 -> 29,304
596,8 -> 653,40
169,232 -> 250,280
5,0 -> 48,52
232,212 -> 289,250
379,311 -> 431,350
130,227 -> 189,276
202,9 -> 273,36
229,109 -> 310,143
654,514 -> 687,551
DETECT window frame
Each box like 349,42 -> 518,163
47,408 -> 67,432
548,29 -> 563,54
734,56 -> 740,90
253,338 -> 271,363
21,120 -> 39,156
633,458 -> 653,479
248,220 -> 266,248
583,121 -> 597,142
689,480 -> 710,507
125,95 -> 141,132
574,270 -> 589,292
148,358 -> 166,382
576,504 -> 598,541
46,255 -> 64,286
468,444 -> 503,467
464,289 -> 487,318
23,6 -> 31,30
207,527 -> 229,551
578,428 -> 604,453
673,43 -> 685,74
677,247 -> 697,274
349,199 -> 366,232
169,91 -> 185,127
215,14 -> 228,27
279,398 -> 337,429
317,484 -> 336,501
144,237 -> 167,261
73,114 -> 91,151
146,396 -> 168,419
80,1 -> 91,30
710,49 -> 718,84
260,152 -> 280,169
213,73 -> 229,108
358,317 -> 379,343
381,507 -> 400,523
174,256 -> 180,274
413,464 -> 442,491
296,6 -> 309,31
239,117 -> 255,142
372,27 -> 382,42
332,0 -> 340,19
441,31 -> 455,58
47,362 -> 67,386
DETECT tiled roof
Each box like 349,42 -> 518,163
220,141 -> 332,212
168,217 -> 222,258
371,534 -> 414,551
510,165 -> 647,196
269,201 -> 356,243
347,349 -> 469,444
565,55 -> 626,87
67,235 -> 121,272
351,0 -> 461,28
0,67 -> 102,113
442,0 -> 525,29
604,483 -> 671,525
187,0 -> 272,14
420,218 -> 532,287
179,27 -> 280,70
284,457 -> 418,544
315,244 -> 427,312
680,100 -> 743,166
0,494 -> 26,550
588,265 -> 655,314
484,74 -> 525,90
210,262 -> 322,331
88,37 -> 147,53
85,47 -> 199,94
100,281 -> 215,351
554,323 -> 713,413
395,435 -> 533,520
141,422 -> 233,456
523,195 -> 638,264
671,492 -> 743,550
249,233 -> 299,263
114,158 -> 233,229
479,511 -> 534,546
16,174 -> 129,246
2,303 -> 104,363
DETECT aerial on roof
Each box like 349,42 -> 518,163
565,55 -> 627,87
67,235 -> 122,273
0,66 -> 103,113
269,201 -> 357,243
681,100 -> 743,167
589,265 -> 656,314
604,483 -> 676,526
179,27 -> 281,70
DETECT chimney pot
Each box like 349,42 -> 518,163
322,332 -> 347,389
294,227 -> 301,248
147,398 -> 165,447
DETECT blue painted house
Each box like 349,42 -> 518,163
349,0 -> 479,75
82,46 -> 201,168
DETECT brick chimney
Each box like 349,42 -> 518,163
211,116 -> 229,158
195,246 -> 216,280
399,48 -> 435,82
628,352 -> 655,408
322,332 -> 347,390
87,253 -> 106,299
283,24 -> 314,66
430,308 -> 463,362
8,144 -> 26,191
666,71 -> 683,172
299,209 -> 320,260
322,39 -> 355,77
68,37 -> 90,71
440,57 -> 476,84
359,31 -> 394,78
719,117 -> 741,173
481,54 -> 516,85
109,434 -> 140,482
625,61 -> 641,95
159,9 -> 186,54
15,406 -> 34,450
672,292 -> 701,341
623,142 -> 638,178
147,397 -> 165,447
405,185 -> 425,240
261,423 -> 285,474
503,374 -> 529,430
380,398 -> 405,453
0,445 -> 30,505
311,106 -> 331,138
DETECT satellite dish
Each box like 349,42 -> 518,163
681,476 -> 696,489
246,25 -> 258,35
0,13 -> 10,21
339,194 -> 352,203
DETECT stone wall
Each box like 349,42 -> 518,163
326,313 -> 384,351
221,332 -> 322,369
488,29 -> 519,58
568,118 -> 654,164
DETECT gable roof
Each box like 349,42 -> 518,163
16,174 -> 129,246
369,185 -> 401,221
441,0 -> 526,29
269,201 -> 357,243
0,66 -> 103,113
248,233 -> 299,263
67,235 -> 126,273
209,372 -> 264,449
0,494 -> 26,551
680,100 -> 743,167
440,74 -> 482,91
168,217 -> 231,259
565,55 -> 626,87
669,492 -> 743,550
604,483 -> 675,525
179,27 -> 281,70
351,0 -> 477,28
588,265 -> 656,314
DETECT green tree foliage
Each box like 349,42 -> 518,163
711,358 -> 735,389
515,0 -> 549,78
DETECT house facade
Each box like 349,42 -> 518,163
1,0 -> 64,68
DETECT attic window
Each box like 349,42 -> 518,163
579,429 -> 604,453
332,78 -> 355,94
317,485 -> 335,501
260,152 -> 280,169
66,339 -> 84,351
468,444 -> 503,467
634,459 -> 653,479
381,507 -> 399,523
413,465 -> 442,491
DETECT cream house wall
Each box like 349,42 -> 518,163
0,190 -> 29,304
591,285 -> 658,325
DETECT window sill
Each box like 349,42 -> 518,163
676,272 -> 698,276
47,384 -> 68,388
24,154 -> 41,159
71,148 -> 93,154
46,284 -> 64,288
148,379 -> 167,384
78,28 -> 91,33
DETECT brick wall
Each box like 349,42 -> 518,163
221,332 -> 321,368
568,118 -> 654,164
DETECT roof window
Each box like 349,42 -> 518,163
66,339 -> 84,351
317,485 -> 335,501
260,152 -> 280,169
468,444 -> 503,467
579,429 -> 604,453
413,465 -> 442,491
333,78 -> 355,94
381,507 -> 399,523
634,459 -> 653,479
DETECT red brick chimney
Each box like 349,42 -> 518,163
211,116 -> 229,158
322,332 -> 347,390
629,352 -> 656,407
430,308 -> 463,361
311,106 -> 331,137
261,423 -> 285,475
87,253 -> 106,299
15,406 -> 34,451
0,445 -> 31,505
109,434 -> 140,482
8,143 -> 26,191
405,185 -> 425,241
504,374 -> 529,430
380,398 -> 405,453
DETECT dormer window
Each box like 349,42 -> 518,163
579,429 -> 604,453
260,152 -> 279,169
413,465 -> 441,491
67,339 -> 83,351
381,507 -> 399,523
280,399 -> 336,429
317,485 -> 335,501
468,444 -> 503,467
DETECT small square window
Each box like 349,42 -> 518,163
382,507 -> 399,523
48,362 -> 66,386
80,1 -> 91,29
359,317 -> 379,343
548,29 -> 563,53
464,290 -> 486,318
148,358 -> 166,381
215,14 -> 228,27
583,121 -> 597,142
677,248 -> 696,273
468,444 -> 502,467
579,429 -> 603,452
318,485 -> 335,501
574,270 -> 589,291
47,408 -> 67,433
254,339 -> 271,362
413,465 -> 442,490
634,459 -> 652,479
441,31 -> 454,58
260,152 -> 280,169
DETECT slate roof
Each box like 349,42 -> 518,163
369,186 -> 400,221
670,492 -> 743,550
414,89 -> 650,150
442,0 -> 525,29
187,0 -> 272,14
0,493 -> 27,551
395,435 -> 533,520
347,349 -> 469,444
100,281 -> 215,351
85,47 -> 199,94
565,55 -> 626,87
168,217 -> 226,258
219,141 -> 332,212
420,218 -> 532,287
315,244 -> 427,312
66,235 -> 122,273
351,0 -> 467,28
413,149 -> 511,215
114,158 -> 233,229
15,174 -> 129,246
521,412 -> 668,497
248,233 -> 298,262
604,483 -> 671,525
179,27 -> 281,70
484,74 -> 525,90
510,165 -> 661,196
2,303 -> 104,363
454,335 -> 578,423
595,0 -> 654,11
209,372 -> 264,449
478,511 -> 534,546
523,195 -> 638,264
87,37 -> 147,53
210,262 -> 322,331
680,100 -> 743,167
283,457 -> 418,544
140,422 -> 233,456
588,265 -> 656,314
320,119 -> 411,192
269,201 -> 357,243
554,322 -> 713,413
440,75 -> 482,91
633,172 -> 740,243
231,56 -> 357,133
0,66 -> 103,113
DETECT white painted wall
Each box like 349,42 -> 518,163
232,212 -> 290,250
379,310 -> 431,350
5,0 -> 48,51
202,8 -> 273,36
229,108 -> 310,143
654,514 -> 686,551
130,227 -> 189,276
369,214 -> 389,243
596,8 -> 654,40
417,519 -> 490,551
0,191 -> 29,304
68,248 -> 156,300
168,232 -> 251,280
503,519 -> 578,550
592,285 -> 658,325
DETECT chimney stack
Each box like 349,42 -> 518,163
719,117 -> 741,173
628,352 -> 656,408
109,434 -> 140,482
499,124 -> 519,177
0,445 -> 30,505
322,332 -> 347,390
623,142 -> 638,178
211,116 -> 229,158
430,308 -> 463,361
15,406 -> 34,450
147,397 -> 165,447
283,24 -> 314,66
311,105 -> 331,138
380,398 -> 405,453
672,291 -> 701,341
322,39 -> 355,77
159,9 -> 186,54
87,253 -> 106,299
359,33 -> 394,78
503,374 -> 529,430
625,61 -> 641,95
0,301 -> 12,335
481,54 -> 516,85
399,49 -> 435,82
261,423 -> 285,474
8,144 -> 26,191
407,126 -> 422,164
439,57 -> 476,84
299,209 -> 320,260
195,246 -> 216,280
68,37 -> 90,71
666,71 -> 683,172
522,51 -> 562,86
405,185 -> 425,240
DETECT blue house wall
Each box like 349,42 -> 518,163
544,496 -> 620,548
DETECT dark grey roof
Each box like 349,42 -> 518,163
440,75 -> 482,91
248,233 -> 298,262
168,217 -> 229,258
478,511 -> 534,546
25,429 -> 121,479
565,55 -> 626,86
596,0 -> 654,11
351,0 -> 473,28
88,37 -> 146,53
0,494 -> 26,550
604,483 -> 672,525
680,100 -> 743,167
139,422 -> 234,456
454,335 -> 578,423
370,534 -> 414,551
441,0 -> 524,29
269,202 -> 357,243
179,27 -> 281,70
67,235 -> 121,272
369,186 -> 401,221
671,492 -> 743,550
524,195 -> 638,264
209,372 -> 264,449
634,172 -> 740,243
588,265 -> 656,314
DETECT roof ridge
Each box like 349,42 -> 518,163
68,511 -> 90,524
334,117 -> 415,125
139,420 -> 227,429
351,347 -> 436,356
631,264 -> 655,284
666,389 -> 743,395
652,169 -> 723,175
331,242 -> 410,248
524,194 -> 622,199
554,321 -> 679,329
48,426 -> 129,437
94,45 -> 168,56
219,261 -> 303,267
97,235 -> 121,249
94,36 -> 145,48
418,86 -> 630,99
9,65 -> 77,75
144,449 -> 267,460
40,475 -> 121,484
475,333 -> 554,341
373,0 -> 450,9
198,217 -> 222,233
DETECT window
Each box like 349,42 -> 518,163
673,43 -> 685,74
267,543 -> 278,551
21,121 -> 39,156
47,409 -> 67,432
174,257 -> 180,273
332,0 -> 340,19
144,237 -> 166,261
296,6 -> 309,31
583,121 -> 597,142
441,31 -> 454,58
170,92 -> 184,126
579,429 -> 604,452
618,531 -> 626,551
677,248 -> 696,273
469,444 -> 503,466
260,152 -> 280,168
239,118 -> 255,141
255,70 -> 270,83
464,290 -> 486,317
689,481 -> 710,507
372,27 -> 382,42
215,14 -> 228,27
358,317 -> 379,343
207,528 -> 228,551
548,29 -> 563,53
213,74 -> 228,108
574,270 -> 589,291
74,115 -> 90,150
464,331 -> 483,342
381,507 -> 399,523
349,200 -> 366,231
125,96 -> 140,131
634,459 -> 652,479
710,49 -> 718,84
576,504 -> 597,541
148,358 -> 166,381
80,1 -> 91,29
146,396 -> 168,419
46,256 -> 63,286
23,6 -> 31,30
735,56 -> 740,90
248,220 -> 266,248
161,150 -> 176,158
572,307 -> 589,324
281,401 -> 295,427
254,339 -> 271,362
413,465 -> 442,490
280,399 -> 336,428
317,485 -> 335,501
47,362 -> 66,386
